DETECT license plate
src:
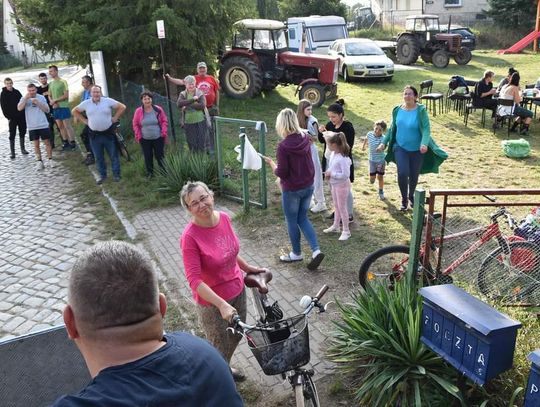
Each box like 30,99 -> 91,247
369,70 -> 384,75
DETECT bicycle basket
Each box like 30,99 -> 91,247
246,314 -> 310,375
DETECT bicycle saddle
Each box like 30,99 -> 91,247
244,271 -> 273,294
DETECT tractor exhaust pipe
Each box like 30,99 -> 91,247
447,15 -> 451,33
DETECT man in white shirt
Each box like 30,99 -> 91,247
72,86 -> 126,184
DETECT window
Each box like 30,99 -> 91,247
444,0 -> 462,7
310,26 -> 346,42
289,28 -> 296,40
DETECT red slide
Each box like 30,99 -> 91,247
498,31 -> 540,54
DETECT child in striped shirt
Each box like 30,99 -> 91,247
362,120 -> 387,200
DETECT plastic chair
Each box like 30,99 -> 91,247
464,84 -> 487,128
494,98 -> 517,137
419,80 -> 444,116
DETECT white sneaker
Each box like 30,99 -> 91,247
47,159 -> 55,168
338,231 -> 351,241
310,202 -> 327,213
35,160 -> 44,171
323,226 -> 340,233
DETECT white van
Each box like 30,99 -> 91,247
287,16 -> 348,55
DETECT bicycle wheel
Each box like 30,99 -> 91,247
477,241 -> 540,303
359,245 -> 410,289
294,373 -> 320,407
115,131 -> 131,161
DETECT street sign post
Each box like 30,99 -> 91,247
156,20 -> 176,141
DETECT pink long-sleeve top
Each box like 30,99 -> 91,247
180,212 -> 244,306
132,104 -> 168,142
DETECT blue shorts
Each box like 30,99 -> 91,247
29,128 -> 51,141
53,107 -> 71,120
369,160 -> 386,176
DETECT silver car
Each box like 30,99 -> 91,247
329,38 -> 394,82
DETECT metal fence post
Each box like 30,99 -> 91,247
407,189 -> 426,288
239,127 -> 249,213
216,117 -> 224,194
258,123 -> 267,209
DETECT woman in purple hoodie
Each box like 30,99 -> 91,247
263,108 -> 325,271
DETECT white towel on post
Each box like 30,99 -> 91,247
234,133 -> 262,170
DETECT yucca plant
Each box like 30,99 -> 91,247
157,151 -> 219,195
329,280 -> 464,406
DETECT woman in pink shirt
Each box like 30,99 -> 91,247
180,181 -> 266,382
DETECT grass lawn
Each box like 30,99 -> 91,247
62,49 -> 539,404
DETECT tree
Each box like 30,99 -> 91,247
11,0 -> 255,85
278,0 -> 347,19
486,0 -> 536,33
257,0 -> 279,19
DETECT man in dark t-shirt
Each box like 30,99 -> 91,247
37,72 -> 57,148
473,70 -> 499,127
50,241 -> 243,407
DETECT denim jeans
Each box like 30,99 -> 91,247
393,145 -> 424,205
282,185 -> 319,255
90,132 -> 120,179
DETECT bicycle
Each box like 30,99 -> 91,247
112,123 -> 131,162
358,205 -> 540,303
229,271 -> 329,407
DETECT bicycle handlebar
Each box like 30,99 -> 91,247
228,285 -> 329,334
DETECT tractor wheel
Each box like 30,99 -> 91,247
219,56 -> 263,99
325,84 -> 338,99
432,50 -> 450,68
299,83 -> 325,107
342,66 -> 351,82
454,47 -> 472,65
420,53 -> 432,64
396,35 -> 420,65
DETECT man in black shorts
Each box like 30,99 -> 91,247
17,83 -> 54,170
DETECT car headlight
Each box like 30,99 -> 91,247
353,63 -> 365,69
386,64 -> 394,68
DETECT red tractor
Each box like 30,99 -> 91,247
219,19 -> 339,107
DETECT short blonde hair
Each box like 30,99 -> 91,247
275,108 -> 302,138
179,181 -> 213,209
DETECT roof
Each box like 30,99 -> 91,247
287,15 -> 346,27
234,19 -> 285,30
406,15 -> 439,19
332,38 -> 375,44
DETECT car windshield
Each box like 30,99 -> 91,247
345,42 -> 384,56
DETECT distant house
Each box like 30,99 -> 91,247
2,0 -> 55,64
371,0 -> 489,28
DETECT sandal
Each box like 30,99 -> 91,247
307,252 -> 325,270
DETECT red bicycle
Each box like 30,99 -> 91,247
359,206 -> 540,304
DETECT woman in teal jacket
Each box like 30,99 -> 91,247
377,85 -> 448,211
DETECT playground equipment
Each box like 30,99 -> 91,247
498,0 -> 540,54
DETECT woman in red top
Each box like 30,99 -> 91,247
180,181 -> 266,381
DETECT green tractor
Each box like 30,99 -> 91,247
395,15 -> 472,68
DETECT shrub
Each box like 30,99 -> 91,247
329,281 -> 463,406
473,24 -> 524,50
157,150 -> 219,196
0,53 -> 22,70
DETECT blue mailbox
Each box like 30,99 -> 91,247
525,350 -> 540,406
419,284 -> 521,385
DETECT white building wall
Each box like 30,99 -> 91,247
3,0 -> 56,63
372,0 -> 490,29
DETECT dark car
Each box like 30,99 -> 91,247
447,26 -> 476,50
